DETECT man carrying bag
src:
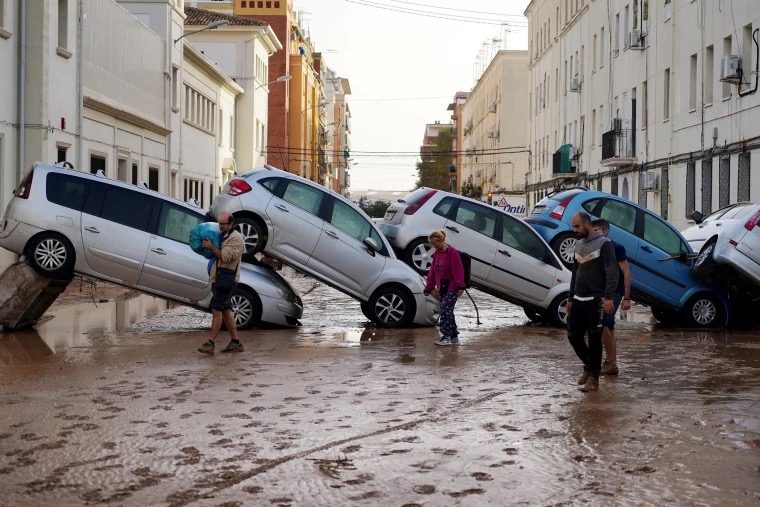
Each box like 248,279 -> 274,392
198,211 -> 245,354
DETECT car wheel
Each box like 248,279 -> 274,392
231,286 -> 262,329
523,308 -> 544,322
236,216 -> 266,254
27,232 -> 75,278
551,233 -> 577,269
360,302 -> 373,322
692,239 -> 717,282
652,306 -> 679,325
682,293 -> 724,327
547,292 -> 570,327
367,287 -> 414,327
404,238 -> 435,275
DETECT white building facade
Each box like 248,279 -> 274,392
461,50 -> 530,212
525,0 -> 760,231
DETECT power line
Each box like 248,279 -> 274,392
386,0 -> 527,18
346,0 -> 526,26
267,145 -> 530,156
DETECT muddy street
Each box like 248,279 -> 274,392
1,270 -> 759,506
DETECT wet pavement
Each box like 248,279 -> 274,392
1,268 -> 759,506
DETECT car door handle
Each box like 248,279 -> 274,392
151,248 -> 166,255
445,225 -> 460,233
325,230 -> 339,239
274,204 -> 289,212
84,226 -> 100,233
498,249 -> 512,257
641,245 -> 653,253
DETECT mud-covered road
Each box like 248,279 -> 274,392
1,269 -> 759,506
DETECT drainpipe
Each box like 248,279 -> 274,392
165,14 -> 173,197
76,0 -> 84,170
17,0 -> 26,184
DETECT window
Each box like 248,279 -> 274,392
701,158 -> 712,215
183,85 -> 217,133
689,54 -> 697,110
600,27 -> 605,67
501,215 -> 548,261
57,145 -> 68,163
328,199 -> 375,245
642,80 -> 648,126
705,45 -> 714,104
432,197 -> 456,219
58,0 -> 68,50
615,14 -> 620,54
149,166 -> 159,191
90,154 -> 106,175
593,34 -> 597,69
642,214 -> 685,256
738,152 -> 750,202
171,66 -> 179,111
743,24 -> 754,94
624,5 -> 630,47
719,156 -> 730,209
94,185 -> 155,232
723,36 -> 732,99
157,204 -> 203,244
183,177 -> 202,208
686,161 -> 696,217
591,108 -> 596,146
218,110 -> 224,147
663,68 -> 670,120
598,105 -> 604,146
660,167 -> 669,219
599,199 -> 637,233
132,163 -> 138,185
46,173 -> 90,211
282,181 -> 323,215
453,201 -> 498,238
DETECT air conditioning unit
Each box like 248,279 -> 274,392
569,77 -> 580,92
720,55 -> 741,83
642,170 -> 660,191
611,118 -> 623,132
629,29 -> 644,49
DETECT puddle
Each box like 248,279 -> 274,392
0,293 -> 169,364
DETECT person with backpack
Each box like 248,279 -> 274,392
423,229 -> 466,346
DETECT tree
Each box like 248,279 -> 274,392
414,127 -> 453,190
357,197 -> 390,218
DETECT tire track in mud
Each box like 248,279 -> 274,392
167,390 -> 505,506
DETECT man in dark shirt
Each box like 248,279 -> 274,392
567,211 -> 619,392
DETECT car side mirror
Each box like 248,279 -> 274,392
363,237 -> 379,256
678,251 -> 689,263
691,210 -> 704,224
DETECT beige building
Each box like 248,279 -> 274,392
525,0 -> 760,231
461,50 -> 530,209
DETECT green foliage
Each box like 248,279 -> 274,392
414,127 -> 454,191
460,182 -> 482,199
356,196 -> 390,218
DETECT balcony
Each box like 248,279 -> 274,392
601,129 -> 637,167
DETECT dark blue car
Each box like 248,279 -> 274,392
525,188 -> 732,327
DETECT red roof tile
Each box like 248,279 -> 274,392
184,6 -> 267,27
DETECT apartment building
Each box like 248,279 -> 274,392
320,65 -> 352,196
461,50 -> 530,206
447,92 -> 469,194
525,0 -> 760,231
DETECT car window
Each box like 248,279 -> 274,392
47,172 -> 91,211
157,204 -> 204,244
453,201 -> 498,239
580,198 -> 602,215
329,199 -> 389,256
720,204 -> 756,220
282,180 -> 323,215
433,197 -> 457,219
259,177 -> 279,194
86,184 -> 155,232
501,215 -> 548,261
598,200 -> 637,233
643,214 -> 687,255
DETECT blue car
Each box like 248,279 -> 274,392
525,188 -> 732,327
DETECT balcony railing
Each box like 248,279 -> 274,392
601,129 -> 637,167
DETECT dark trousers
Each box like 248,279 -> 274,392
567,298 -> 605,378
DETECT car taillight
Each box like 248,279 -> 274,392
15,169 -> 34,199
744,210 -> 760,231
227,179 -> 252,196
549,196 -> 574,220
403,189 -> 437,215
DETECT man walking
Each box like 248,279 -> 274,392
592,218 -> 631,376
567,212 -> 618,392
198,211 -> 245,354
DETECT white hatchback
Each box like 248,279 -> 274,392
209,166 -> 439,328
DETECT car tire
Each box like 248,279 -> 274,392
692,239 -> 718,283
682,293 -> 724,328
236,216 -> 266,254
367,287 -> 414,327
360,302 -> 373,322
230,286 -> 262,330
547,292 -> 570,327
551,232 -> 577,269
27,232 -> 75,279
523,307 -> 544,322
652,306 -> 679,325
404,238 -> 435,275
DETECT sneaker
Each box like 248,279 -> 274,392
450,337 -> 460,345
221,340 -> 244,353
579,377 -> 599,392
577,368 -> 590,385
198,340 -> 215,354
435,337 -> 453,346
601,360 -> 619,376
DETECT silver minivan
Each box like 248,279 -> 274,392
0,162 -> 303,329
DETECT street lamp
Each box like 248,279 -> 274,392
255,74 -> 291,90
301,101 -> 329,113
174,19 -> 229,44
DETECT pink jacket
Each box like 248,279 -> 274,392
424,245 -> 466,294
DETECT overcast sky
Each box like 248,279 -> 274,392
299,0 -> 531,191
